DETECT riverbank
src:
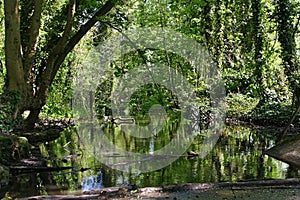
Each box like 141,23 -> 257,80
15,179 -> 300,200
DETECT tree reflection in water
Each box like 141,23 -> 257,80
1,125 -> 299,199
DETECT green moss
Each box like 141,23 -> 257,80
0,135 -> 31,165
0,164 -> 9,184
0,91 -> 23,132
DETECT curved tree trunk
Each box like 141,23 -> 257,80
4,0 -> 115,130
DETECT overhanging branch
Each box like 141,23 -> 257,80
23,0 -> 43,81
52,0 -> 115,79
33,0 -> 115,108
50,0 -> 76,57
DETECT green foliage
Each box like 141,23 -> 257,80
95,79 -> 113,117
128,83 -> 180,124
274,0 -> 300,101
226,93 -> 259,119
0,91 -> 23,132
40,54 -> 75,119
251,101 -> 296,125
89,0 -> 300,126
1,0 -> 298,125
226,93 -> 298,125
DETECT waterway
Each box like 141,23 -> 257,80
0,124 -> 298,199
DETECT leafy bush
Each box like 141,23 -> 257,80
250,100 -> 295,125
226,93 -> 259,119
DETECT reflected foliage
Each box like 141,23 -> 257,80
2,125 -> 299,198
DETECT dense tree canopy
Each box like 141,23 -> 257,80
1,0 -> 117,129
0,0 -> 300,132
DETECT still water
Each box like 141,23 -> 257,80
0,124 -> 298,198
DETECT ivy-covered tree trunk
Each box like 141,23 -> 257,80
4,0 -> 115,130
252,0 -> 264,99
276,0 -> 300,139
276,0 -> 300,104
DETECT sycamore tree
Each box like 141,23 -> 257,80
2,0 -> 117,130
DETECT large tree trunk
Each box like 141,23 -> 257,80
4,0 -> 25,98
4,0 -> 27,121
4,0 -> 115,130
4,0 -> 43,127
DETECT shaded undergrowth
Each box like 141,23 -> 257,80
226,93 -> 297,127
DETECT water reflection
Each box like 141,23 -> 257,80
77,111 -> 221,174
0,125 -> 299,199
